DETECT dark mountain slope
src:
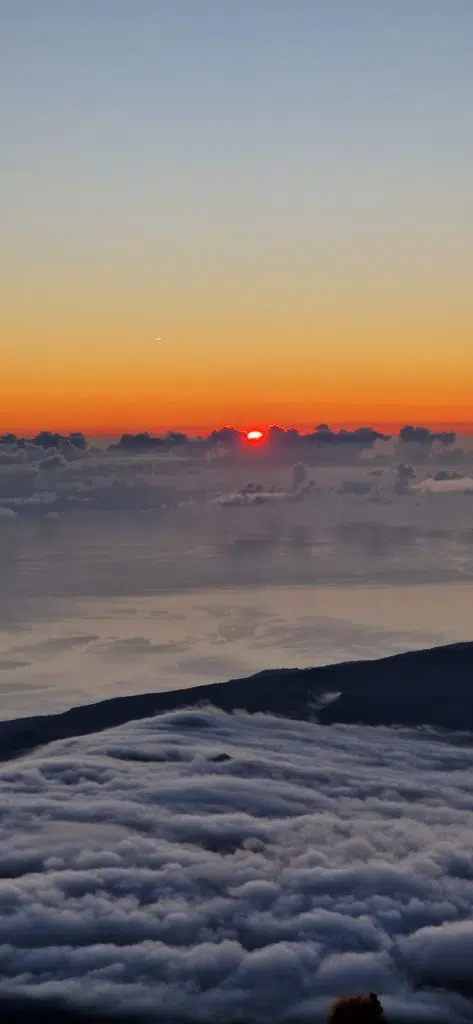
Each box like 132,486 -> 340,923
0,641 -> 472,763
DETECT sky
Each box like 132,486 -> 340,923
1,0 -> 472,434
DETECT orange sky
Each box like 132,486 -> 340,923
2,302 -> 472,435
3,359 -> 473,436
2,4 -> 472,438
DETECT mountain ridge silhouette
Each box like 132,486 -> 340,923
1,641 -> 472,763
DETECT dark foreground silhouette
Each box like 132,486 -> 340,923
1,641 -> 472,763
326,994 -> 384,1024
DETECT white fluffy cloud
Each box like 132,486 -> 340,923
416,476 -> 473,494
216,487 -> 299,507
0,708 -> 473,1022
216,473 -> 315,507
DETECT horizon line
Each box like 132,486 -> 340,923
2,420 -> 473,438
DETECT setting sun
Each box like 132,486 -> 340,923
246,430 -> 264,442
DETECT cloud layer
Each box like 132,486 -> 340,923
0,424 -> 471,518
1,708 -> 473,1022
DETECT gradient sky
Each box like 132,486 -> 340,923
1,0 -> 472,434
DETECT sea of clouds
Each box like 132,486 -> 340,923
1,707 -> 473,1023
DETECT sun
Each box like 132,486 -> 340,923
246,430 -> 264,442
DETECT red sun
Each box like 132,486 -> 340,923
246,430 -> 264,442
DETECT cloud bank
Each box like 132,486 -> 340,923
0,424 -> 471,517
0,708 -> 473,1023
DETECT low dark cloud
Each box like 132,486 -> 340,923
399,426 -> 456,446
0,433 -> 87,453
111,432 -> 191,454
394,464 -> 416,494
109,426 -> 389,462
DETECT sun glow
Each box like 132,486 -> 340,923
246,430 -> 264,442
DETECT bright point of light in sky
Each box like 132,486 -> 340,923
247,430 -> 264,441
